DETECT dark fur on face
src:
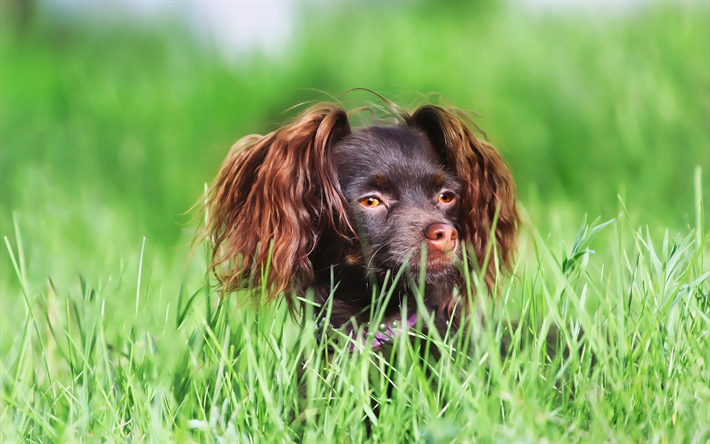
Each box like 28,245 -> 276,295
204,102 -> 519,332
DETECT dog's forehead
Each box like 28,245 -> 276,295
334,126 -> 442,175
333,126 -> 460,200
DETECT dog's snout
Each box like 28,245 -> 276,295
424,223 -> 458,253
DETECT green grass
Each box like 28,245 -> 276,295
2,2 -> 709,441
2,192 -> 708,441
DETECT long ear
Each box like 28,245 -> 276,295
204,104 -> 352,309
408,105 -> 519,285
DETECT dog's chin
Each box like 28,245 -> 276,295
410,260 -> 456,276
407,251 -> 459,280
370,247 -> 460,285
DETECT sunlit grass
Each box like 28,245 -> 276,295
1,3 -> 708,441
2,189 -> 707,441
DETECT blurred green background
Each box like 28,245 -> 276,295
2,2 -> 708,321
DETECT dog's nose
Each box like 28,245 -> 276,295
424,223 -> 458,253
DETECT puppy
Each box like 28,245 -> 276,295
204,101 -> 519,348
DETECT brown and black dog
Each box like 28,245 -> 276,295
203,100 -> 519,347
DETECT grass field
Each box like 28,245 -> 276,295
3,204 -> 709,441
2,3 -> 709,442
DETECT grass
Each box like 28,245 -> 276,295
2,185 -> 708,441
1,2 -> 709,441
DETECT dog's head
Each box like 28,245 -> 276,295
204,102 -> 518,317
334,125 -> 463,283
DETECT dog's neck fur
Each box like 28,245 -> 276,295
309,253 -> 460,328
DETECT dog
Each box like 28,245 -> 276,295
203,101 -> 519,349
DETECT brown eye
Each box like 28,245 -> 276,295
360,197 -> 381,208
439,193 -> 455,204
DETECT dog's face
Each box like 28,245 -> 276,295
204,102 -> 519,317
334,127 -> 462,282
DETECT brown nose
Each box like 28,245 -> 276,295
424,223 -> 458,253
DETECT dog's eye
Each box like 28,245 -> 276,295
360,197 -> 381,208
438,193 -> 455,204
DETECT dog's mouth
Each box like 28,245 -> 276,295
365,238 -> 460,279
409,245 -> 460,274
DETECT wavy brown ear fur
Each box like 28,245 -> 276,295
205,104 -> 352,309
406,105 -> 519,286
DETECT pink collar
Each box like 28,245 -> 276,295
346,313 -> 418,351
